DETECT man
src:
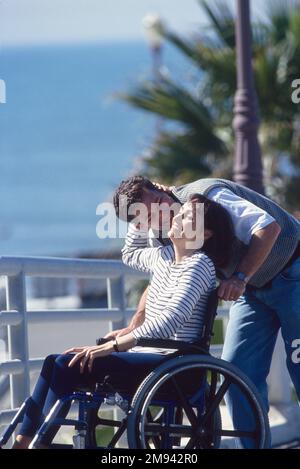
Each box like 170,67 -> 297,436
109,175 -> 300,446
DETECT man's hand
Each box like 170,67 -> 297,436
152,182 -> 175,193
218,221 -> 281,302
218,277 -> 246,302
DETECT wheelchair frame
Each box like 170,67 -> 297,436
0,289 -> 271,449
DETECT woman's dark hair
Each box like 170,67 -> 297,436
113,176 -> 156,221
188,193 -> 235,269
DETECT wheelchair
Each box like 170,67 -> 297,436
0,289 -> 271,449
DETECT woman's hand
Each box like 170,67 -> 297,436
67,342 -> 114,373
63,346 -> 87,354
103,326 -> 132,340
103,329 -> 122,340
65,333 -> 137,374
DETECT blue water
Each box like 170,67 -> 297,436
0,41 -> 165,256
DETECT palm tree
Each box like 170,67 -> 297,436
120,0 -> 300,209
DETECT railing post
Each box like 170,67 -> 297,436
106,276 -> 128,447
6,273 -> 30,409
107,276 -> 126,333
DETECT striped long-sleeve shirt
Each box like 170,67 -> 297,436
121,223 -> 216,350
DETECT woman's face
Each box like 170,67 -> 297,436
168,201 -> 205,249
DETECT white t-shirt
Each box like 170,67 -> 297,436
207,187 -> 275,245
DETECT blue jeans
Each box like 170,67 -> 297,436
222,257 -> 300,447
18,351 -> 166,445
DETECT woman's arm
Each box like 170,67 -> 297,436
104,285 -> 148,339
132,255 -> 215,339
122,222 -> 162,273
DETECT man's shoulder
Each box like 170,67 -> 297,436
173,178 -> 230,201
175,178 -> 214,191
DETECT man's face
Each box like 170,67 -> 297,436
141,188 -> 181,232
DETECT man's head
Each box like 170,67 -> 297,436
113,176 -> 180,231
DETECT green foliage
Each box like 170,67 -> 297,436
120,0 -> 300,209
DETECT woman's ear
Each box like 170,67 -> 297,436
204,229 -> 213,241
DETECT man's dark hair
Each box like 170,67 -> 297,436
188,193 -> 235,269
113,176 -> 157,221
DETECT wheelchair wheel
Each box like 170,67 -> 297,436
127,355 -> 270,449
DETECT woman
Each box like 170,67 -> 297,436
12,194 -> 235,449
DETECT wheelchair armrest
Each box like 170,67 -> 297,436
96,337 -> 191,349
135,337 -> 205,352
95,337 -> 208,354
96,337 -> 113,346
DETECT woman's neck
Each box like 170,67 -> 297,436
173,243 -> 195,264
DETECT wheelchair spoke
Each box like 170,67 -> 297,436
184,435 -> 197,449
185,436 -> 205,450
218,429 -> 257,439
146,409 -> 162,449
201,377 -> 231,426
145,423 -> 193,438
108,419 -> 127,448
170,377 -> 198,427
144,406 -> 193,449
208,371 -> 218,402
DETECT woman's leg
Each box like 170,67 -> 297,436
38,351 -> 167,446
14,354 -> 59,448
15,353 -> 90,448
15,351 -> 166,448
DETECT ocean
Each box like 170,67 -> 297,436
0,40 -> 181,257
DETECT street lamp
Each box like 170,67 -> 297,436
142,13 -> 164,82
233,0 -> 264,194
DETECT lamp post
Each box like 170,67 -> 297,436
233,0 -> 264,194
143,13 -> 164,135
142,13 -> 163,82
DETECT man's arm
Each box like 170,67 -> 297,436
104,286 -> 148,339
218,221 -> 282,301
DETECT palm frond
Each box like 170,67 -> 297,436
119,77 -> 216,131
264,0 -> 294,43
198,0 -> 236,48
142,129 -> 227,185
162,28 -> 201,65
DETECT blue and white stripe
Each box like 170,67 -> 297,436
121,223 -> 216,345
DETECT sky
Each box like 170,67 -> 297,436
0,0 -> 267,47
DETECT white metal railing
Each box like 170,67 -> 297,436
0,255 -> 292,430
